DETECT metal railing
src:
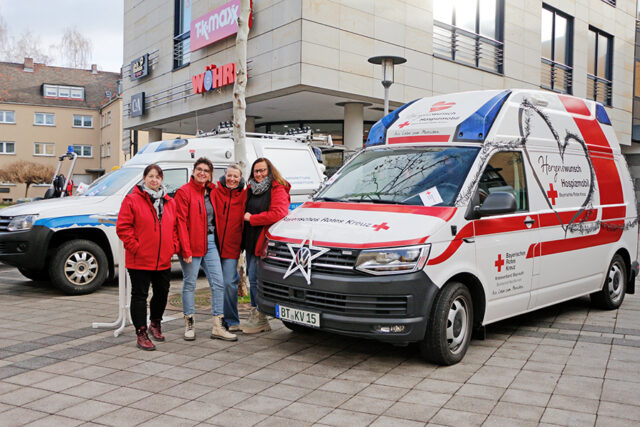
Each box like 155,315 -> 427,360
587,74 -> 612,106
433,21 -> 504,74
173,32 -> 190,69
540,58 -> 573,94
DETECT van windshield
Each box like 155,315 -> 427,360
83,168 -> 142,197
316,146 -> 480,206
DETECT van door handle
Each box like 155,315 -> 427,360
524,218 -> 535,226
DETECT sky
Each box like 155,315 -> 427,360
0,0 -> 124,72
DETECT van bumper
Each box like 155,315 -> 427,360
257,261 -> 439,344
0,225 -> 52,271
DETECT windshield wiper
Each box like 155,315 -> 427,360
314,196 -> 345,202
346,198 -> 411,205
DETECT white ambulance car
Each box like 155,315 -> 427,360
259,89 -> 639,365
0,132 -> 324,295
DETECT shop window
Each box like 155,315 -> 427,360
541,5 -> 573,94
433,0 -> 504,74
587,26 -> 613,106
173,0 -> 191,69
0,142 -> 15,154
72,145 -> 93,157
34,143 -> 55,156
73,115 -> 93,128
0,110 -> 15,124
34,112 -> 55,126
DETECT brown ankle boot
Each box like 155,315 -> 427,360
148,319 -> 164,341
136,326 -> 156,351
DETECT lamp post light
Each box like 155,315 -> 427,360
368,55 -> 406,116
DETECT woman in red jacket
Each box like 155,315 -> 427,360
213,164 -> 247,332
116,164 -> 179,351
242,157 -> 290,334
175,157 -> 236,342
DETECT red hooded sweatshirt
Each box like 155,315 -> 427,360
248,180 -> 290,256
174,177 -> 213,258
213,176 -> 247,259
116,186 -> 179,270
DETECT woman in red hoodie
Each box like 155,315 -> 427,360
116,164 -> 179,351
213,164 -> 247,332
242,157 -> 291,334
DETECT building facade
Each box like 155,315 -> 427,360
122,0 -> 638,163
0,59 -> 122,202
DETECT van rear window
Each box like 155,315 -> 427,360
316,146 -> 479,206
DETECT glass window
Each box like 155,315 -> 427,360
476,151 -> 528,211
73,115 -> 93,128
70,87 -> 84,99
34,143 -> 55,156
587,26 -> 613,105
43,84 -> 58,97
107,111 -> 111,125
540,5 -> 573,94
34,113 -> 55,126
317,147 -> 481,206
72,145 -> 92,157
0,110 -> 15,124
162,168 -> 188,196
433,0 -> 504,73
58,86 -> 70,98
174,0 -> 191,68
0,142 -> 15,154
84,167 -> 142,197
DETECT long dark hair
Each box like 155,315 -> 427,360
251,157 -> 288,187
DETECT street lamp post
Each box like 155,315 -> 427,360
368,55 -> 406,116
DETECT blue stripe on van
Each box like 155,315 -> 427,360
35,215 -> 116,229
289,203 -> 302,211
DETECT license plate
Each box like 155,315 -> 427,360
275,304 -> 320,328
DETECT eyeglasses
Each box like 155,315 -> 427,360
254,168 -> 268,174
195,167 -> 211,173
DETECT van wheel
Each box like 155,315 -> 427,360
591,254 -> 626,310
18,267 -> 49,282
420,281 -> 473,365
48,240 -> 107,295
281,320 -> 310,333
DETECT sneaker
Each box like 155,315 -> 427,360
211,315 -> 237,341
241,310 -> 271,334
136,326 -> 156,351
184,315 -> 195,341
148,319 -> 165,341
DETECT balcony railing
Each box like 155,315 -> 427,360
587,74 -> 612,106
433,21 -> 504,74
173,32 -> 190,69
540,58 -> 573,94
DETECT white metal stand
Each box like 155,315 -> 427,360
91,214 -> 132,337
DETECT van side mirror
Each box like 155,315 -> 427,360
473,192 -> 517,218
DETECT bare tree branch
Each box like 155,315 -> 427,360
0,161 -> 54,197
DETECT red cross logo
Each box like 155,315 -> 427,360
398,121 -> 410,128
430,101 -> 455,112
373,222 -> 389,231
494,254 -> 505,272
547,183 -> 558,205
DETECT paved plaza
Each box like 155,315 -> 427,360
0,262 -> 640,426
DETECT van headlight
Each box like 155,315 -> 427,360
355,245 -> 430,275
7,214 -> 38,231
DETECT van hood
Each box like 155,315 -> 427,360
0,196 -> 111,219
266,201 -> 456,248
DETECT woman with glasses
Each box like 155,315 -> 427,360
241,157 -> 291,334
175,157 -> 236,341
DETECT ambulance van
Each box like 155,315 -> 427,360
0,131 -> 325,295
258,89 -> 639,365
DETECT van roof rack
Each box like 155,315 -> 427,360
195,124 -> 334,146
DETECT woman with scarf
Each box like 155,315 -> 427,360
175,157 -> 236,341
242,157 -> 291,334
116,164 -> 179,351
213,164 -> 247,332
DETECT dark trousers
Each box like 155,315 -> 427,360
128,268 -> 171,330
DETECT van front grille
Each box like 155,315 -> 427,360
0,216 -> 12,232
264,240 -> 358,275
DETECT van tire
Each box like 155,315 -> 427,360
591,254 -> 626,310
49,239 -> 107,295
420,281 -> 473,365
18,267 -> 49,282
281,320 -> 310,333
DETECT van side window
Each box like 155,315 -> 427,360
162,168 -> 188,197
477,152 -> 528,211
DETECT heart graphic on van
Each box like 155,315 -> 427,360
518,98 -> 596,232
430,101 -> 455,112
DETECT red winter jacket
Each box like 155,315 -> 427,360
248,180 -> 291,256
175,177 -> 213,258
213,177 -> 247,259
116,186 -> 179,270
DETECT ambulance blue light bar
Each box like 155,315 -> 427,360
595,103 -> 611,125
453,90 -> 511,142
366,99 -> 419,147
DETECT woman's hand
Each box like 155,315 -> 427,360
184,256 -> 193,263
244,212 -> 251,222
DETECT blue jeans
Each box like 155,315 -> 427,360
180,234 -> 224,316
221,257 -> 239,326
246,252 -> 259,307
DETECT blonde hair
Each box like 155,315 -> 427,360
226,163 -> 243,176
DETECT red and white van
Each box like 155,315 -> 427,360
257,89 -> 639,365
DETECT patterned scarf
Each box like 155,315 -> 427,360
141,184 -> 167,220
249,176 -> 272,195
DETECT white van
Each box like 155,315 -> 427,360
258,89 -> 639,365
0,132 -> 325,294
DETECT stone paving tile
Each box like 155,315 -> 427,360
597,401 -> 640,421
258,383 -> 309,401
369,415 -> 424,427
554,375 -> 603,400
454,383 -> 504,401
400,389 -> 451,406
60,379 -> 119,399
444,395 -> 497,414
430,408 -> 486,426
548,393 -> 599,414
500,388 -> 550,407
339,395 -> 394,415
275,401 -> 332,423
4,370 -> 56,387
383,401 -> 438,422
160,381 -> 212,400
468,365 -> 519,388
23,414 -> 84,427
299,389 -> 351,408
206,407 -> 267,426
129,393 -> 190,414
137,414 -> 198,427
94,386 -> 152,406
483,415 -> 539,427
0,407 -> 49,425
57,399 -> 121,422
235,394 -> 291,416
23,393 -> 85,414
317,408 -> 377,427
357,383 -> 409,401
540,407 -> 596,426
253,415 -> 312,427
601,378 -> 640,406
510,370 -> 560,393
491,401 -> 545,422
0,386 -> 52,406
92,406 -> 157,427
165,400 -> 226,422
